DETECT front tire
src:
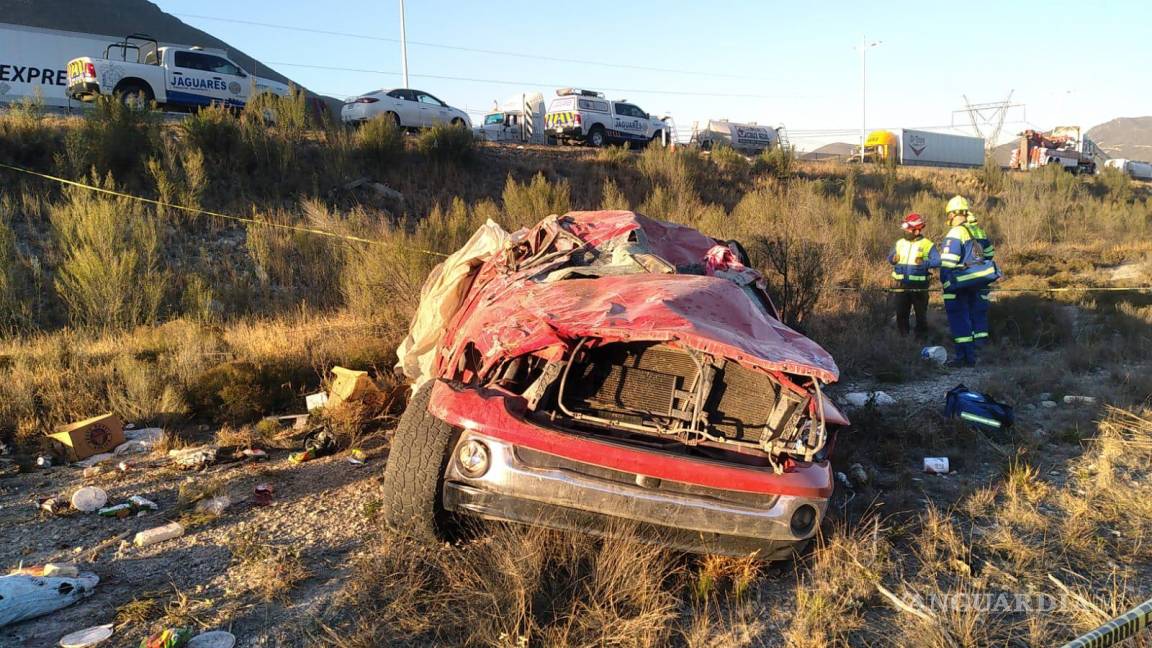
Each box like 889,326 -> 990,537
386,111 -> 401,129
381,381 -> 458,541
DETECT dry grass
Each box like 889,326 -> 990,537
227,529 -> 312,603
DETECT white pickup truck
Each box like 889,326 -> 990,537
67,34 -> 289,110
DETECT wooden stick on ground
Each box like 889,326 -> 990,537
1048,574 -> 1110,623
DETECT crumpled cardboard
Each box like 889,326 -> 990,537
46,414 -> 125,462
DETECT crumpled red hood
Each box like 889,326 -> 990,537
476,272 -> 839,383
446,210 -> 840,384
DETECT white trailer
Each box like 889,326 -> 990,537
0,22 -> 126,108
1104,158 -> 1152,181
896,129 -> 985,168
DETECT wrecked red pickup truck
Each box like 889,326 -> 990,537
382,210 -> 848,558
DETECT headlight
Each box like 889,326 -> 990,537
457,439 -> 490,477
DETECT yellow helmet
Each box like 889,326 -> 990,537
946,195 -> 970,214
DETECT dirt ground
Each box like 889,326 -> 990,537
0,333 -> 1125,647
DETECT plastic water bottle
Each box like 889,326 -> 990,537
134,522 -> 185,547
921,346 -> 947,365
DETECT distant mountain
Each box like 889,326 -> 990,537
1086,117 -> 1152,161
800,142 -> 854,160
2,0 -> 301,93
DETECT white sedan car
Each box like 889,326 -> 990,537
341,88 -> 471,129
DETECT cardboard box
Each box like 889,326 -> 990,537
327,366 -> 382,409
47,413 -> 125,462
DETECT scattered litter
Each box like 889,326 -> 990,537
74,453 -> 115,469
920,346 -> 947,365
117,461 -> 130,472
304,392 -> 329,412
70,487 -> 108,513
848,463 -> 869,487
1063,395 -> 1098,405
326,366 -> 383,409
59,623 -> 114,647
840,391 -> 897,408
304,429 -> 338,456
253,484 -> 274,506
11,563 -> 79,578
113,427 -> 163,456
0,572 -> 99,627
169,447 -> 217,470
289,450 -> 314,464
187,630 -> 236,648
1041,400 -> 1058,409
134,522 -> 185,548
276,414 -> 310,430
194,496 -> 231,516
98,496 -> 157,519
37,455 -> 54,468
82,466 -> 104,479
347,448 -> 368,465
47,414 -> 125,462
240,448 -> 268,461
39,497 -> 68,515
923,457 -> 951,474
139,628 -> 194,648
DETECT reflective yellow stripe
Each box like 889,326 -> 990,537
954,336 -> 973,343
891,271 -> 904,280
957,266 -> 996,282
942,293 -> 956,300
941,261 -> 960,269
960,411 -> 1001,428
973,332 -> 988,339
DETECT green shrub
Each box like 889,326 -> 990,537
0,95 -> 58,169
65,96 -> 159,184
502,173 -> 570,229
754,145 -> 795,179
355,114 -> 405,164
50,177 -> 167,330
709,144 -> 750,176
180,104 -> 241,177
977,154 -> 1006,193
416,123 -> 475,162
596,144 -> 632,167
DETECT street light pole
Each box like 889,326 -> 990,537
859,36 -> 881,163
399,0 -> 409,88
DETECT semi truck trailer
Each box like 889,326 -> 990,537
854,129 -> 985,168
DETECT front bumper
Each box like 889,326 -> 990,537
431,383 -> 831,557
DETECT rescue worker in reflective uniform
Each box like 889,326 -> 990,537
939,196 -> 1001,366
964,207 -> 995,346
888,213 -> 939,336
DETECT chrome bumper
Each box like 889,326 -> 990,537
442,431 -> 827,557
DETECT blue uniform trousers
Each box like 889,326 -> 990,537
971,288 -> 991,346
943,287 -> 981,365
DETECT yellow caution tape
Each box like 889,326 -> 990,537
0,161 -> 449,257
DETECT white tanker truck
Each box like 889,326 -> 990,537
691,120 -> 781,155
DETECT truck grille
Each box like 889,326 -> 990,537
565,343 -> 797,445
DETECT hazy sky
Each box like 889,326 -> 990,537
155,0 -> 1149,149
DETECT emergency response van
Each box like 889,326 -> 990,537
66,34 -> 289,110
545,88 -> 666,147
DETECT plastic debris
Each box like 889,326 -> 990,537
304,392 -> 329,412
10,563 -> 79,578
37,455 -> 54,468
187,630 -> 237,648
134,522 -> 185,547
70,487 -> 108,513
0,572 -> 100,627
114,427 -> 164,456
194,496 -> 231,516
840,391 -> 897,408
1041,400 -> 1059,409
39,497 -> 68,515
920,346 -> 948,365
169,447 -> 217,470
74,453 -> 115,469
98,495 -> 157,519
240,448 -> 268,461
59,623 -> 114,647
1063,395 -> 1098,405
140,628 -> 194,648
288,450 -> 314,464
253,484 -> 274,506
923,457 -> 951,474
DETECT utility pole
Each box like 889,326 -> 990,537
859,36 -> 882,163
399,0 -> 409,88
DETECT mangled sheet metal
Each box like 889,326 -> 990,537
398,210 -> 839,391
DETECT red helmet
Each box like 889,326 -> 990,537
901,213 -> 925,232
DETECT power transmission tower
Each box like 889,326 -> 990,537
952,91 -> 1025,150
